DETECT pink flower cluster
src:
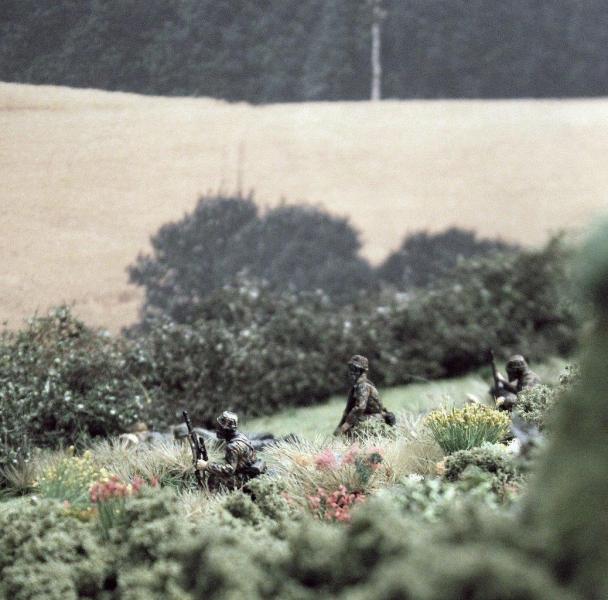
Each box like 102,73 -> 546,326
89,475 -> 157,504
313,444 -> 384,471
307,485 -> 366,522
314,448 -> 339,470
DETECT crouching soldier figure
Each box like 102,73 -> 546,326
493,355 -> 541,411
334,355 -> 395,437
196,411 -> 266,491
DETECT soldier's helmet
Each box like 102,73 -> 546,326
217,411 -> 238,431
348,355 -> 369,371
506,355 -> 527,375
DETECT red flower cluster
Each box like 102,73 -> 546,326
307,485 -> 366,522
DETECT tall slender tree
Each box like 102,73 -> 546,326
368,0 -> 386,100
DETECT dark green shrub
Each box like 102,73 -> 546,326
516,364 -> 580,430
126,284 -> 353,425
530,220 -> 608,599
0,308 -> 146,482
0,499 -> 111,600
376,236 -> 578,380
443,443 -> 521,494
111,488 -> 199,598
128,195 -> 376,322
379,227 -> 518,290
128,195 -> 259,323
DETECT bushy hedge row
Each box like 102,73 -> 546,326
0,308 -> 147,475
0,236 -> 578,465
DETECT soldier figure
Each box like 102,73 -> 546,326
196,411 -> 266,490
334,355 -> 395,436
493,354 -> 541,411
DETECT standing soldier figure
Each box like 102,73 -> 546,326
493,354 -> 541,411
196,411 -> 266,491
334,355 -> 395,436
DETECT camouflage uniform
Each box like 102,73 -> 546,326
204,412 -> 266,491
335,355 -> 393,436
494,355 -> 541,411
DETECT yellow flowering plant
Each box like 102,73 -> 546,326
34,450 -> 110,509
424,404 -> 510,454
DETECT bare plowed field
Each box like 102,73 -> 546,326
1,83 -> 607,330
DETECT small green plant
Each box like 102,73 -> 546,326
89,475 -> 152,539
424,404 -> 510,454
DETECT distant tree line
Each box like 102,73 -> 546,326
127,194 -> 519,323
2,0 -> 608,102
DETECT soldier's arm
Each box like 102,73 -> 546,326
500,378 -> 518,394
520,372 -> 541,390
207,445 -> 238,476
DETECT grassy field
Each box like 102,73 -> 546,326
244,358 -> 566,438
1,82 -> 607,331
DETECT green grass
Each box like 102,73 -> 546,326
243,358 -> 567,439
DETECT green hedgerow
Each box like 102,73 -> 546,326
0,307 -> 147,482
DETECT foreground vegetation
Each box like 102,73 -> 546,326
0,346 -> 593,598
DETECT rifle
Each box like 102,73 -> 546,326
182,410 -> 208,489
488,349 -> 500,400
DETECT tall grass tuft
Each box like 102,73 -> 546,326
89,438 -> 222,490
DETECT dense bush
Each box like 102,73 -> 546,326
442,443 -> 521,494
126,284 -> 352,426
515,364 -> 580,430
531,220 -> 608,599
378,227 -> 518,290
128,195 -> 375,322
0,308 -> 146,482
375,236 -> 578,380
0,499 -> 112,599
